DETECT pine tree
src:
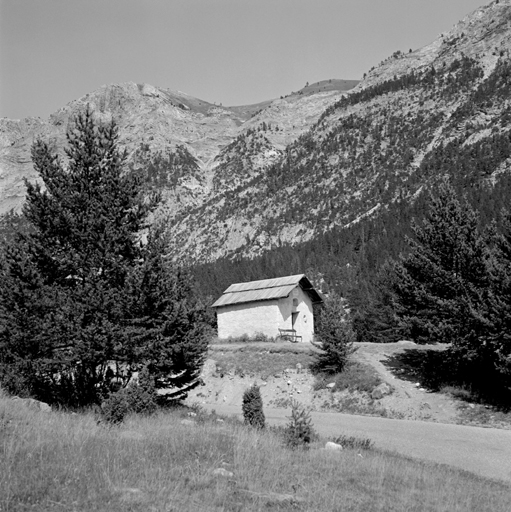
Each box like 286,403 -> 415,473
124,223 -> 212,399
312,291 -> 356,373
484,214 -> 511,380
389,181 -> 492,349
0,108 -> 209,407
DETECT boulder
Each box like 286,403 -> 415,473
326,382 -> 336,389
12,397 -> 52,413
325,441 -> 343,451
212,468 -> 234,478
239,489 -> 306,505
371,383 -> 392,399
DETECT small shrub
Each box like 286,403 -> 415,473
313,362 -> 381,393
126,368 -> 158,414
101,368 -> 157,424
242,384 -> 265,429
284,400 -> 317,449
440,385 -> 473,402
334,362 -> 382,393
252,332 -> 275,343
331,434 -> 374,451
219,333 -> 275,344
101,392 -> 130,425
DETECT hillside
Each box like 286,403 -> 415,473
165,0 -> 511,263
2,1 -> 511,272
0,80 -> 357,218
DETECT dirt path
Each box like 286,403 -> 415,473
353,341 -> 461,423
201,404 -> 511,484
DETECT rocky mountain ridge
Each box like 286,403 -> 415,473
0,79 -> 357,217
163,0 -> 511,262
2,1 -> 511,267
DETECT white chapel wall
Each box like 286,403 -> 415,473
277,287 -> 314,342
216,300 -> 281,339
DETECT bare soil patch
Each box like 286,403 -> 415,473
187,341 -> 511,429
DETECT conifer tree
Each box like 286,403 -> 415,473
0,108 -> 210,406
389,181 -> 491,349
123,224 -> 212,398
312,291 -> 356,373
484,214 -> 511,380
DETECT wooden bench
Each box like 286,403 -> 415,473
278,328 -> 302,343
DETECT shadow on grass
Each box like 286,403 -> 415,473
382,347 -> 511,412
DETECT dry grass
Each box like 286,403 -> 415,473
2,393 -> 511,511
210,344 -> 315,380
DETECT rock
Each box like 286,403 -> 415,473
421,402 -> 431,410
12,397 -> 52,413
180,419 -> 195,426
212,468 -> 234,478
397,340 -> 416,345
371,383 -> 392,399
287,380 -> 292,385
187,411 -> 197,417
238,489 -> 305,505
326,382 -> 336,389
469,403 -> 476,409
415,383 -> 421,387
325,441 -> 343,451
296,363 -> 303,373
216,418 -> 225,423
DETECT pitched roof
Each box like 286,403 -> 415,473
211,274 -> 323,308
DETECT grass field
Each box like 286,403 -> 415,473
2,393 -> 511,512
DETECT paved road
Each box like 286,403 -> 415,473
202,404 -> 511,484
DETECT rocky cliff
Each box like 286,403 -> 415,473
0,80 -> 357,219
2,1 -> 511,266
164,0 -> 511,262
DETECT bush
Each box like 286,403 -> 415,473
219,333 -> 276,344
284,400 -> 317,449
312,292 -> 356,374
100,368 -> 157,424
101,392 -> 130,425
334,362 -> 382,393
331,434 -> 374,451
242,384 -> 265,429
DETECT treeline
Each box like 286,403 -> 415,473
190,177 -> 511,405
320,55 -> 484,122
128,143 -> 201,190
190,172 -> 511,326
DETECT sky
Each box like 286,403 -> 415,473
0,0 -> 492,119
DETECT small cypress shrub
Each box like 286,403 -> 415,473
284,400 -> 317,449
125,368 -> 157,415
101,392 -> 130,425
242,384 -> 265,429
101,368 -> 157,425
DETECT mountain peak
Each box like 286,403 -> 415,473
361,0 -> 511,90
